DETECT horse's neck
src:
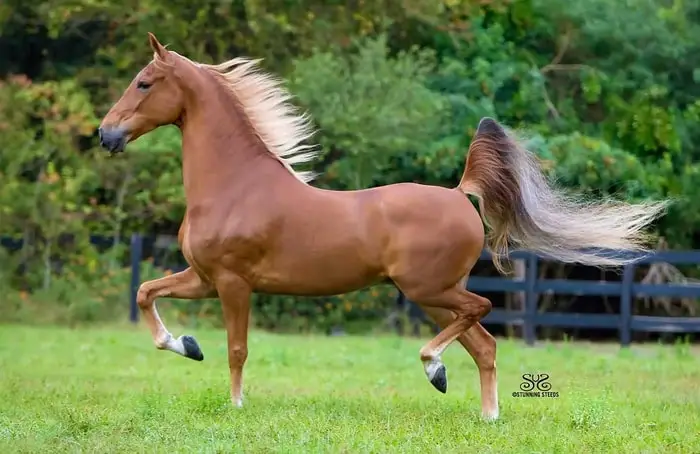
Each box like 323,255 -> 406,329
178,101 -> 296,209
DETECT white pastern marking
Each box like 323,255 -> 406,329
232,392 -> 244,408
483,382 -> 500,421
168,335 -> 187,356
482,409 -> 499,421
422,356 -> 443,381
157,332 -> 186,356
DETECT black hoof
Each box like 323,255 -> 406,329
181,335 -> 204,361
430,364 -> 447,394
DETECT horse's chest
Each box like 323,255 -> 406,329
177,215 -> 220,272
180,220 -> 206,272
180,215 -> 265,276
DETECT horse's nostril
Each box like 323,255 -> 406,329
96,126 -> 127,153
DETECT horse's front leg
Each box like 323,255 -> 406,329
214,273 -> 252,408
136,267 -> 216,360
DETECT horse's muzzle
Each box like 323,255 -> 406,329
98,126 -> 127,154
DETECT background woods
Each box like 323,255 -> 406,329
2,0 -> 700,337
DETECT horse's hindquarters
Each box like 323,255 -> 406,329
377,184 -> 484,297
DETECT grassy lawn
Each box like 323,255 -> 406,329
0,324 -> 699,453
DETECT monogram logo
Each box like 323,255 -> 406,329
519,373 -> 552,392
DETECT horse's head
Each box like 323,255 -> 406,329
98,33 -> 185,154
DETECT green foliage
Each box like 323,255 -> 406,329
2,0 -> 700,329
289,35 -> 449,189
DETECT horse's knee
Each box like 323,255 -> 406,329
136,283 -> 152,310
228,344 -> 248,367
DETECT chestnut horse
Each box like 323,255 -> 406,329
98,33 -> 668,420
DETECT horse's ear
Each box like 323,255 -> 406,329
148,32 -> 168,60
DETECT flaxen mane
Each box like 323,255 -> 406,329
198,57 -> 320,183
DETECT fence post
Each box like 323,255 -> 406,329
129,233 -> 143,324
619,263 -> 635,347
524,253 -> 538,346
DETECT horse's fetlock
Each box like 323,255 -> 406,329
154,332 -> 172,350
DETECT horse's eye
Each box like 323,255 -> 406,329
136,81 -> 152,92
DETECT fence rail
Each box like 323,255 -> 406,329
469,249 -> 700,346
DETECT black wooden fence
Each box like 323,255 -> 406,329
4,233 -> 700,346
468,249 -> 700,346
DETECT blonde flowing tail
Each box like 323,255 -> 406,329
458,117 -> 670,275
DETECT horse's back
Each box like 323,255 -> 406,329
370,182 -> 482,236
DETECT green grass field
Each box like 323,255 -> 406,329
1,324 -> 699,453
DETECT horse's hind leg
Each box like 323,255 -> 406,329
136,267 -> 216,360
422,306 -> 498,420
404,286 -> 492,395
